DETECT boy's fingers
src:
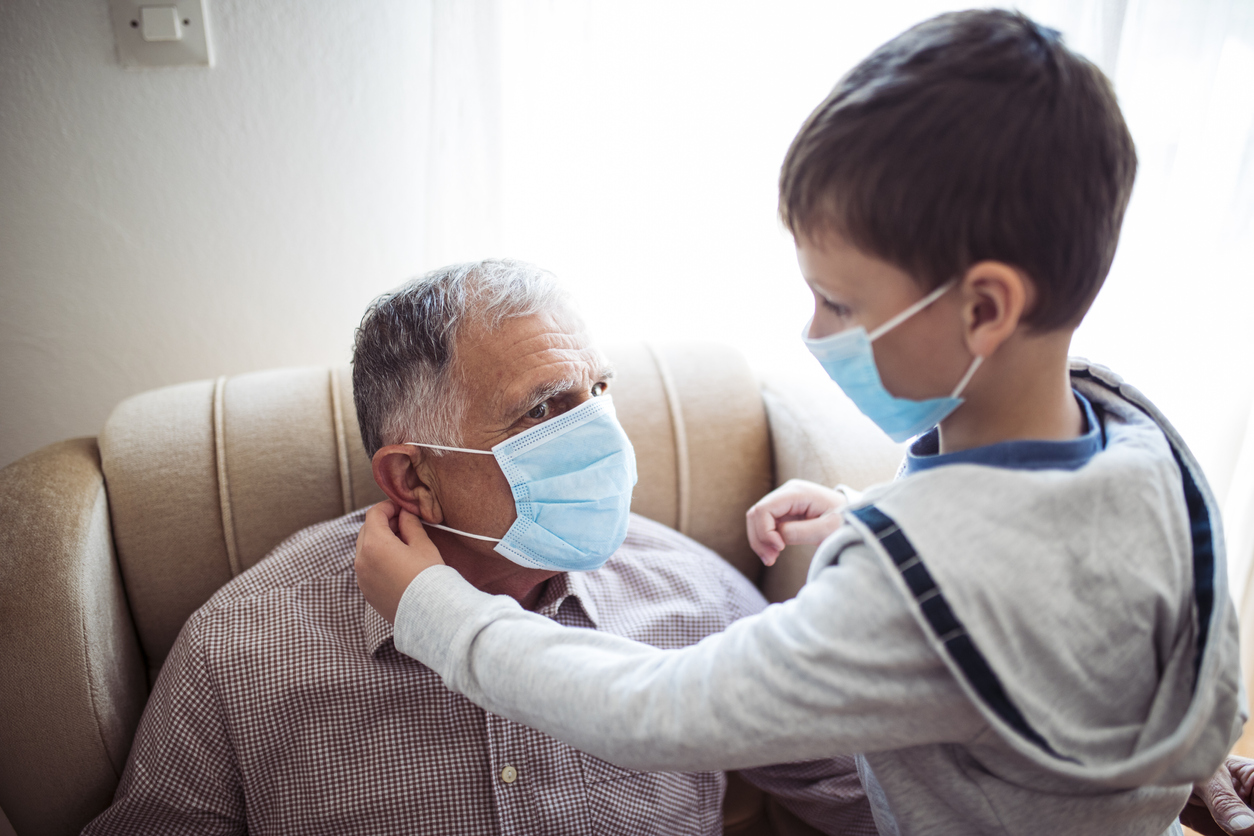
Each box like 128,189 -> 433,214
777,513 -> 843,546
758,493 -> 817,520
746,505 -> 784,548
397,509 -> 421,546
358,502 -> 389,541
363,500 -> 396,529
754,541 -> 780,567
747,480 -> 851,564
358,503 -> 393,561
745,507 -> 784,564
748,537 -> 781,566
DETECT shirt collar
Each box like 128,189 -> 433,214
533,571 -> 600,628
363,596 -> 395,657
360,570 -> 600,657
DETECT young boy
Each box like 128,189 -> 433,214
354,9 -> 1244,834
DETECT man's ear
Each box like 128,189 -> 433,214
958,260 -> 1032,359
371,445 -> 443,524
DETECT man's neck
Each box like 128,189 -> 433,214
426,528 -> 559,611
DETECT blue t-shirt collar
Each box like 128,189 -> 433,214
905,391 -> 1104,475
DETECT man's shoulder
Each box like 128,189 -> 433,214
612,512 -> 747,578
193,509 -> 366,623
583,513 -> 767,642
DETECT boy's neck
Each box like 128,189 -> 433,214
936,330 -> 1082,454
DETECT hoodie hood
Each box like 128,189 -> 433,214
839,359 -> 1244,789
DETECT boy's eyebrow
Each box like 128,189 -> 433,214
504,363 -> 615,418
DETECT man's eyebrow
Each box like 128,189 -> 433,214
504,363 -> 616,418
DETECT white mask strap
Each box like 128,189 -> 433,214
401,442 -> 500,541
868,281 -> 955,342
421,521 -> 501,542
950,354 -> 984,399
403,441 -> 494,455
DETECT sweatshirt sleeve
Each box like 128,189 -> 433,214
394,539 -> 986,772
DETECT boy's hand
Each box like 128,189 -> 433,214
746,479 -> 850,567
1180,756 -> 1254,835
355,501 -> 445,624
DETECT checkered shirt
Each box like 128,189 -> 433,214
84,511 -> 873,836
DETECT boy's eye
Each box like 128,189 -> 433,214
527,402 -> 550,420
822,298 -> 853,318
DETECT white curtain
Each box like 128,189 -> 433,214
423,0 -> 1254,594
1067,0 -> 1254,598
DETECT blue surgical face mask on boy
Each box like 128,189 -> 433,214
802,281 -> 983,443
405,396 -> 638,572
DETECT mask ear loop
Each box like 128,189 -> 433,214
868,281 -> 956,342
861,280 -> 983,399
950,354 -> 984,399
403,442 -> 494,455
400,441 -> 502,542
420,522 -> 501,542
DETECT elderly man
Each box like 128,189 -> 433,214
83,259 -> 873,835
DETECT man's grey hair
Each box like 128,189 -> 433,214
352,259 -> 570,457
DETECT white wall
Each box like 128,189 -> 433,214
0,0 -> 434,469
4,0 -> 1251,523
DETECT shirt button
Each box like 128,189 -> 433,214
500,764 -> 518,784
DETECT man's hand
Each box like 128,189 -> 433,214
355,501 -> 445,624
746,479 -> 850,566
1180,756 -> 1254,835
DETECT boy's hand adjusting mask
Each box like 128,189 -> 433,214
802,281 -> 983,443
405,396 -> 638,572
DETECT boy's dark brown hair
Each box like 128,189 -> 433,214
779,9 -> 1137,330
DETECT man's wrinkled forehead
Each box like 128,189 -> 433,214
457,309 -> 612,421
495,353 -> 616,420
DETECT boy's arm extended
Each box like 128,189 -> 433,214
366,507 -> 984,772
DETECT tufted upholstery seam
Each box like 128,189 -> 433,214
329,367 -> 354,516
80,482 -> 126,780
646,344 -> 691,536
213,377 -> 243,578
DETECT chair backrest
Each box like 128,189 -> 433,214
0,341 -> 905,836
97,342 -> 774,678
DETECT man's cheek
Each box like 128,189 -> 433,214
449,457 -> 517,539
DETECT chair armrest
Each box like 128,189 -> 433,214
758,371 -> 905,603
0,439 -> 147,836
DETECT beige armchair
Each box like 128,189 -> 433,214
0,342 -> 904,836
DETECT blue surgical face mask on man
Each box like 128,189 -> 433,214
802,281 -> 983,443
405,395 -> 638,573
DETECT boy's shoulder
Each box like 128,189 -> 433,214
867,359 -> 1195,606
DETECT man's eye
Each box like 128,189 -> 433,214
527,402 -> 550,420
591,382 -> 607,396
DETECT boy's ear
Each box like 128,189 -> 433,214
958,261 -> 1032,358
371,445 -> 444,525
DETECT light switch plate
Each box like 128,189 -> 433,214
109,0 -> 212,68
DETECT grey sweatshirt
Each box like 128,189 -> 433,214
393,360 -> 1245,835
